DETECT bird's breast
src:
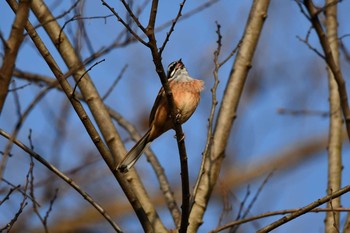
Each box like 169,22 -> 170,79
171,79 -> 204,123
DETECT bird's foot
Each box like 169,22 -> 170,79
175,109 -> 182,123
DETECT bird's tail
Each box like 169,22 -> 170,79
117,129 -> 151,173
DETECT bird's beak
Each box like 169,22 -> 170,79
176,59 -> 184,69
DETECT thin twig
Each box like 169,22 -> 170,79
190,1 -> 271,231
193,20 -> 221,201
102,64 -> 128,101
339,38 -> 350,62
0,157 -> 31,232
12,80 -> 22,119
28,0 -> 81,33
0,184 -> 20,205
8,81 -> 31,91
43,188 -> 59,227
193,21 -> 241,199
9,0 -> 155,230
58,14 -> 81,49
109,106 -> 182,226
313,0 -> 342,16
0,177 -> 40,206
120,0 -> 147,33
128,0 -> 191,231
0,194 -> 28,232
328,189 -> 340,233
231,171 -> 274,233
13,69 -> 182,227
73,2 -> 95,55
219,39 -> 242,68
58,13 -> 115,52
0,128 -> 123,233
159,0 -> 187,55
28,154 -> 50,233
235,186 -> 250,222
0,0 -> 30,113
277,108 -> 329,117
217,182 -> 232,227
101,0 -> 148,46
27,129 -> 49,233
296,29 -> 325,59
211,207 -> 350,233
72,59 -> 105,96
256,185 -> 350,233
0,80 -> 59,180
301,0 -> 350,142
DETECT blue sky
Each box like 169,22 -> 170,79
1,0 -> 350,232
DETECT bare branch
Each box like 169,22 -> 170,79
43,188 -> 59,229
101,0 -> 149,46
0,197 -> 28,232
104,0 -> 192,231
324,0 -> 342,231
102,64 -> 128,101
296,28 -> 326,59
230,172 -> 274,232
159,0 -> 186,55
120,0 -> 147,33
211,207 -> 350,233
0,81 -> 56,180
0,128 -> 123,233
13,69 -> 182,227
302,0 -> 350,142
0,158 -> 31,232
72,59 -> 105,96
0,177 -> 40,206
29,0 -> 81,32
0,184 -> 20,206
8,81 -> 31,92
0,0 -> 30,113
256,185 -> 350,233
146,0 -> 159,33
150,0 -> 221,36
28,154 -> 50,233
217,183 -> 232,227
8,0 -> 160,230
193,22 -> 222,199
277,108 -> 330,117
328,189 -> 340,233
189,1 -> 271,231
110,106 -> 182,227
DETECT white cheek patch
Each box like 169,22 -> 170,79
170,69 -> 176,77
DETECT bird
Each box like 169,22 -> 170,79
117,59 -> 204,173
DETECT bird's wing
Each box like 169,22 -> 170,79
149,87 -> 165,126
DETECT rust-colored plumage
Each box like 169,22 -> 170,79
117,59 -> 204,173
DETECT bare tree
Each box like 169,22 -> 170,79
1,0 -> 350,232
